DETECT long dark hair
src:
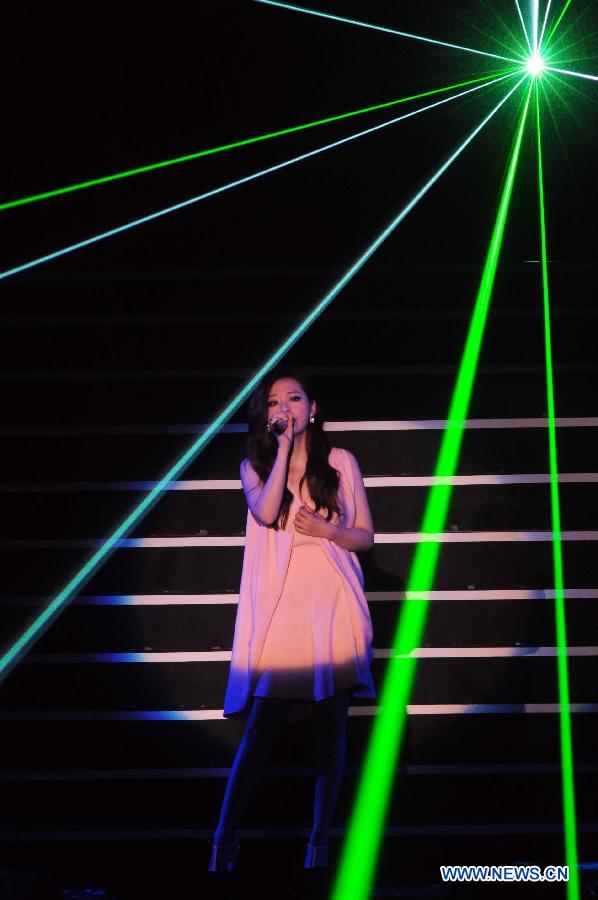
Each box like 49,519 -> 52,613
246,366 -> 341,530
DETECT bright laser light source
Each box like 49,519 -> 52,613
332,79 -> 532,900
254,0 -> 521,63
0,71 -> 514,212
535,83 -> 580,900
527,52 -> 546,75
0,75 -> 525,684
0,72 -> 517,283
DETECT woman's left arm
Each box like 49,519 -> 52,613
328,451 -> 374,551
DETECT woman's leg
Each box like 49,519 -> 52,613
308,689 -> 352,846
213,697 -> 291,844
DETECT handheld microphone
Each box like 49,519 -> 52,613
267,417 -> 288,435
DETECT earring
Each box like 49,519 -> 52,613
309,415 -> 315,423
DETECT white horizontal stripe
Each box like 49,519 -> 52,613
1,704 -> 596,721
132,536 -> 245,547
377,646 -> 598,658
26,651 -> 232,663
1,593 -> 240,606
0,710 -> 228,721
0,423 -> 249,437
403,704 -> 598,715
4,530 -> 598,550
73,593 -> 239,605
374,531 -> 598,544
3,472 -> 598,492
4,588 -> 598,607
0,536 -> 244,549
325,417 -> 598,431
370,588 -> 598,601
0,479 -> 244,492
366,473 -> 598,487
24,646 -> 598,664
1,417 -> 598,437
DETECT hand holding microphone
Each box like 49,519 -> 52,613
266,410 -> 293,449
268,417 -> 287,435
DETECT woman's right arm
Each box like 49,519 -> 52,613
240,417 -> 293,526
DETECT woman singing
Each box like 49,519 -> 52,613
208,367 -> 376,871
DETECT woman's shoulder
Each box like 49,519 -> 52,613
329,446 -> 360,472
329,446 -> 356,461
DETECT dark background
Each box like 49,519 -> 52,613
3,0 -> 597,286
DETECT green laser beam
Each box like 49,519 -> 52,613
254,0 -> 522,63
535,83 -> 580,900
0,71 -> 512,213
544,0 -> 598,61
0,71 -> 519,282
544,0 -> 574,49
0,74 -> 526,684
330,78 -> 532,900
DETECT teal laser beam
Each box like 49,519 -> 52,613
0,72 -> 511,212
533,0 -> 540,53
535,83 -> 580,900
515,0 -> 534,53
254,0 -> 522,63
0,75 -> 526,684
331,78 -> 532,900
546,65 -> 598,81
0,71 -> 518,283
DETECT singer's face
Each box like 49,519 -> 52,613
267,378 -> 315,433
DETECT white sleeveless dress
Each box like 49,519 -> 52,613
252,490 -> 366,700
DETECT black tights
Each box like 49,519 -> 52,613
213,690 -> 352,846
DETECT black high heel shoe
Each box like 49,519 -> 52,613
208,833 -> 240,872
304,842 -> 329,868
